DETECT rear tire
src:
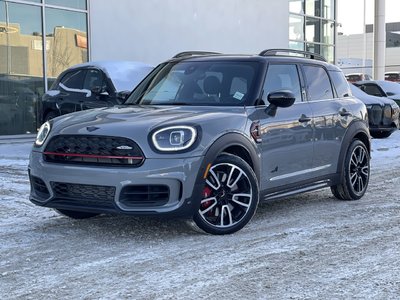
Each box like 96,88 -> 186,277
193,154 -> 259,235
55,209 -> 99,219
331,139 -> 370,200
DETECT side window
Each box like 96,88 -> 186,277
263,64 -> 302,103
60,70 -> 86,89
329,71 -> 351,98
303,65 -> 333,101
83,69 -> 105,90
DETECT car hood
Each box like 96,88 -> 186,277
387,94 -> 400,101
48,105 -> 249,158
350,84 -> 396,105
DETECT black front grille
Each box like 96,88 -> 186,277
119,185 -> 170,208
382,104 -> 392,125
368,105 -> 383,126
30,175 -> 50,199
44,135 -> 144,167
50,182 -> 116,209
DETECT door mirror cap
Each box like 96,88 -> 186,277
91,86 -> 104,94
116,90 -> 130,102
267,90 -> 296,108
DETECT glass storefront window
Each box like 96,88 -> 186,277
45,0 -> 86,10
45,7 -> 88,86
322,0 -> 334,19
289,41 -> 305,51
320,45 -> 334,63
306,43 -> 321,55
306,17 -> 321,43
306,0 -> 320,17
322,20 -> 334,44
0,2 -> 44,134
289,14 -> 304,41
289,0 -> 304,14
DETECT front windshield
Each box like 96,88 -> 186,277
126,61 -> 259,106
379,81 -> 400,94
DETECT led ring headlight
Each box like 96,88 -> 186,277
152,126 -> 197,152
35,121 -> 51,146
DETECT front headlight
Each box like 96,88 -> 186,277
151,125 -> 197,152
35,121 -> 51,146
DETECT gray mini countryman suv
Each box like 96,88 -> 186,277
29,49 -> 371,235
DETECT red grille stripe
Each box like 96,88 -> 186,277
43,152 -> 143,160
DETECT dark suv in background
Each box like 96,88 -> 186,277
40,61 -> 153,123
30,49 -> 371,235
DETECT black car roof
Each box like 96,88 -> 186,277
168,52 -> 340,71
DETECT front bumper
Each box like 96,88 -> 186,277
28,151 -> 205,218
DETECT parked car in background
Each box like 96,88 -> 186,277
345,73 -> 373,83
350,84 -> 399,138
29,49 -> 371,235
354,80 -> 400,107
385,71 -> 400,82
0,76 -> 38,135
40,61 -> 153,123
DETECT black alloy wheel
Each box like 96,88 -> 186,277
193,154 -> 259,235
331,139 -> 370,200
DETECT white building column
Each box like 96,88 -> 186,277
373,0 -> 386,80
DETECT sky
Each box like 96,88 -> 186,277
338,0 -> 400,35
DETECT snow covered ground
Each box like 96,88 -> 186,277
0,131 -> 399,299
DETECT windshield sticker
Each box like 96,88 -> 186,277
233,91 -> 244,100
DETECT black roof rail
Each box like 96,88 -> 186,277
259,48 -> 326,62
172,51 -> 221,59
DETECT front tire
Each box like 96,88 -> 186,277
331,139 -> 370,200
193,154 -> 259,235
55,209 -> 99,219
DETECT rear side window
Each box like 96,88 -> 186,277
329,71 -> 351,98
60,70 -> 86,89
263,64 -> 302,103
303,65 -> 333,101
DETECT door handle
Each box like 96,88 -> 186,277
339,108 -> 352,116
299,114 -> 312,123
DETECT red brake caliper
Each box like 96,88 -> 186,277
201,186 -> 213,209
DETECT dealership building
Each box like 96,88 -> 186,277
0,0 -> 383,135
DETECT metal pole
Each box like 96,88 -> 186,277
362,0 -> 366,76
373,0 -> 386,80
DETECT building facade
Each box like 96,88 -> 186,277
0,0 -> 337,135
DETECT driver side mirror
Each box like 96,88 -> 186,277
267,90 -> 296,108
91,86 -> 109,96
116,91 -> 130,102
265,90 -> 296,117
